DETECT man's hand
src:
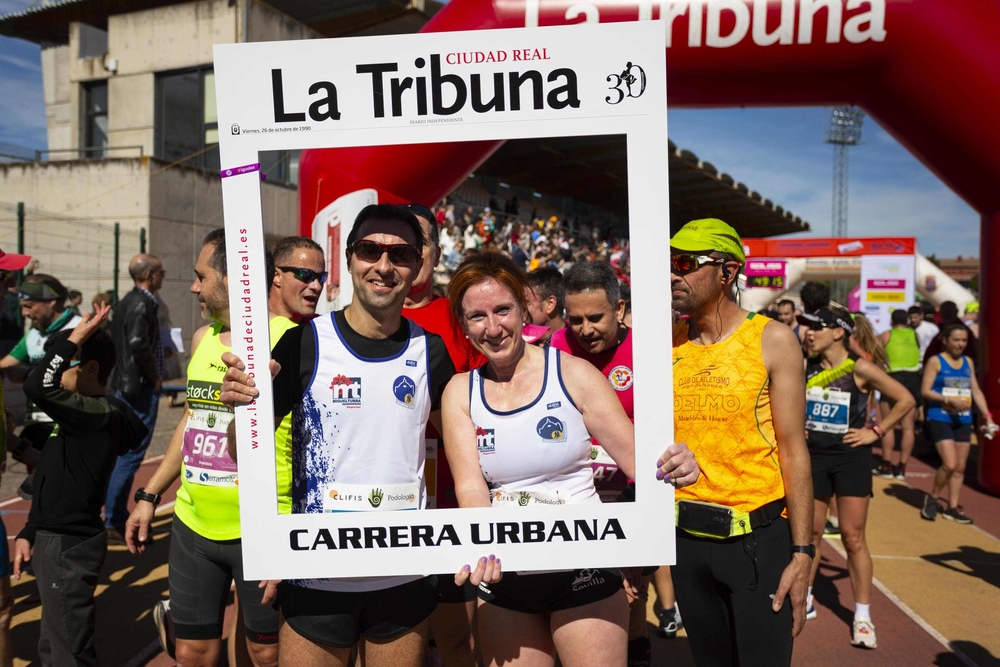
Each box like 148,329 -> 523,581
772,553 -> 811,637
655,442 -> 700,488
219,352 -> 280,410
259,580 -> 281,605
125,501 -> 157,555
68,303 -> 111,347
13,538 -> 32,579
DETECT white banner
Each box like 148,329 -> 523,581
860,255 -> 915,333
215,22 -> 671,581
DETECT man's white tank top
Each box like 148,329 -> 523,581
290,314 -> 431,592
470,346 -> 599,507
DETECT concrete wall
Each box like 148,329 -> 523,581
248,0 -> 322,42
0,158 -> 149,303
40,45 -> 74,157
149,162 -> 298,351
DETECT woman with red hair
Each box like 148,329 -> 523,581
441,249 -> 699,667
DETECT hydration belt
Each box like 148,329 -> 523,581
675,498 -> 786,540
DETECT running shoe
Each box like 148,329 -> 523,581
152,599 -> 175,659
806,594 -> 817,620
627,636 -> 651,667
893,463 -> 907,481
872,462 -> 894,478
941,507 -> 973,524
824,519 -> 840,537
920,494 -> 938,521
851,619 -> 877,649
657,606 -> 682,638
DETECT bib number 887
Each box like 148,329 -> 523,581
811,403 -> 842,419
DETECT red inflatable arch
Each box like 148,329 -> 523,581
298,0 -> 1000,491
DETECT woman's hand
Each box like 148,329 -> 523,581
655,442 -> 700,488
454,554 -> 503,587
843,427 -> 879,448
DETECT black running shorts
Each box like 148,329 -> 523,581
477,568 -> 623,614
811,447 -> 873,498
280,577 -> 437,649
927,420 -> 972,444
168,516 -> 279,643
433,575 -> 479,604
886,371 -> 923,408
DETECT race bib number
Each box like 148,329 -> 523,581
589,444 -> 628,501
182,411 -> 236,486
942,387 -> 972,417
806,387 -> 852,434
324,482 -> 420,513
491,489 -> 566,507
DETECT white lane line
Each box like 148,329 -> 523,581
826,540 -> 980,667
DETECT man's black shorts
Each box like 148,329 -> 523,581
280,577 -> 437,649
811,447 -> 873,498
886,371 -> 923,408
433,575 -> 478,603
477,569 -> 622,614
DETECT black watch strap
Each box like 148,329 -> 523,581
791,544 -> 816,558
134,487 -> 161,507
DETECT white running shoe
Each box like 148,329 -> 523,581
806,594 -> 817,620
851,619 -> 877,649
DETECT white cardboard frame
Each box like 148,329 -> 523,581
214,22 -> 672,581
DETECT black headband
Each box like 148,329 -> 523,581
18,281 -> 65,302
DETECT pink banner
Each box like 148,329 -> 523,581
867,279 -> 905,289
746,259 -> 786,278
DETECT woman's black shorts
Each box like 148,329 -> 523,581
477,568 -> 623,614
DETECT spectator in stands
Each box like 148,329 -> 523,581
525,267 -> 566,343
269,237 -> 325,324
105,254 -> 165,543
67,290 -> 83,317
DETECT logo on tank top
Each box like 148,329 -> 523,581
330,374 -> 362,407
476,426 -> 496,454
393,375 -> 417,409
537,416 -> 567,443
608,365 -> 633,391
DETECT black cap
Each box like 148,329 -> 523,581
797,308 -> 854,334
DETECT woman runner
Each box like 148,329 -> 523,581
920,324 -> 995,524
799,307 -> 914,650
441,251 -> 699,667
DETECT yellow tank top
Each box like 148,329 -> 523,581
673,313 -> 785,513
175,316 -> 298,540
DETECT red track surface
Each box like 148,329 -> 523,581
5,445 -> 999,666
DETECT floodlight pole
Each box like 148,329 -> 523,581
825,106 -> 864,238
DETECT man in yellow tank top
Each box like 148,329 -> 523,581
122,230 -> 296,667
670,219 -> 813,667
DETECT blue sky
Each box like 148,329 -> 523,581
0,0 -> 980,258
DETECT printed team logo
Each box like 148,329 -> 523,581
330,374 -> 362,407
590,447 -> 599,460
206,412 -> 217,428
536,416 -> 567,443
476,427 -> 496,455
608,365 -> 633,391
393,375 -> 417,409
571,568 -> 606,591
368,488 -> 384,508
517,491 -> 531,507
328,489 -> 363,503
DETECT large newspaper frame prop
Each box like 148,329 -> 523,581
214,22 -> 672,581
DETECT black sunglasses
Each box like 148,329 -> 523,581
278,266 -> 328,285
349,240 -> 422,265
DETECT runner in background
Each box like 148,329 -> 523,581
909,305 -> 939,360
124,230 -> 284,667
403,204 -> 485,667
777,299 -> 804,342
924,301 -> 976,363
524,267 -> 565,345
920,324 -> 994,524
550,261 -> 677,661
800,307 -> 914,649
872,310 -> 921,481
269,237 -> 326,324
962,302 -> 979,339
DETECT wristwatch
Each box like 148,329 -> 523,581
134,487 -> 161,507
791,545 -> 816,558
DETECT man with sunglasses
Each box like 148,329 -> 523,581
402,204 -> 484,667
269,237 -> 326,324
222,204 -> 456,667
670,218 -> 812,667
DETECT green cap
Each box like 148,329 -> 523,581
965,301 -> 979,314
670,218 -> 745,264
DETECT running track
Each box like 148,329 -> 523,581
4,444 -> 998,665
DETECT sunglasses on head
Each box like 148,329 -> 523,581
349,240 -> 422,265
670,254 -> 723,275
278,266 -> 328,285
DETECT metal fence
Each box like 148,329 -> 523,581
0,201 -> 143,305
